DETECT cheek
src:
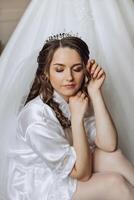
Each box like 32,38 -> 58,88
49,71 -> 63,86
75,73 -> 84,84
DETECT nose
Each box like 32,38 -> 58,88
66,69 -> 73,81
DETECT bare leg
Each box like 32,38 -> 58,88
72,172 -> 134,200
93,148 -> 134,186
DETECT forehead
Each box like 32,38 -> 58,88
51,47 -> 82,64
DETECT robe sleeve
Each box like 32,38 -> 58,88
17,103 -> 76,178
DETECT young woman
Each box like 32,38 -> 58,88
8,35 -> 134,200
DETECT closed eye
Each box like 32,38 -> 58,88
54,64 -> 83,72
73,67 -> 83,72
55,68 -> 64,72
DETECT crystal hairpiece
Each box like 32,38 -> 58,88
45,31 -> 80,43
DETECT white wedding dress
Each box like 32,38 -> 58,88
0,0 -> 134,199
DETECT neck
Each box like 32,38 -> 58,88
62,96 -> 69,103
54,90 -> 69,103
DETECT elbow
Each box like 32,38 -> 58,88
77,171 -> 92,182
69,164 -> 92,182
78,174 -> 91,182
106,140 -> 118,152
96,137 -> 118,152
109,145 -> 118,152
106,147 -> 116,152
103,142 -> 118,152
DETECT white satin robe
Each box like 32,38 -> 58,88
8,91 -> 96,200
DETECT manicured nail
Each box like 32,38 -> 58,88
91,59 -> 95,64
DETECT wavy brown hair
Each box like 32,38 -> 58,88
25,36 -> 90,128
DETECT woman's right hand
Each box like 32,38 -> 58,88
69,91 -> 89,121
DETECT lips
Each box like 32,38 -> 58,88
64,84 -> 76,86
63,84 -> 76,88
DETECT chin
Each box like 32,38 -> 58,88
60,88 -> 79,97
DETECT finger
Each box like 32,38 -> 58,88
81,92 -> 86,99
97,69 -> 105,79
92,66 -> 102,78
97,74 -> 105,81
77,91 -> 82,97
86,60 -> 90,69
90,59 -> 95,64
87,59 -> 95,71
82,93 -> 89,101
90,63 -> 98,75
85,96 -> 89,101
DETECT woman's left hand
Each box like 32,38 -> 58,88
86,59 -> 106,97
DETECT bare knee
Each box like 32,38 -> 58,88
110,173 -> 126,186
108,173 -> 132,199
73,172 -> 133,200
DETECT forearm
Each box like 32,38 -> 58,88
91,90 -> 118,151
71,117 -> 92,179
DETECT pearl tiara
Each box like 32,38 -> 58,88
45,31 -> 81,43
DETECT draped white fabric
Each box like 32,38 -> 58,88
8,91 -> 78,200
6,90 -> 96,199
0,0 -> 134,199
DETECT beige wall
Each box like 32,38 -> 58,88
0,0 -> 30,51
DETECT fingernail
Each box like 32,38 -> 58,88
91,59 -> 95,64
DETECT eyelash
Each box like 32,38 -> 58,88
74,68 -> 83,72
56,67 -> 83,72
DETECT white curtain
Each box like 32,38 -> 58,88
0,0 -> 134,198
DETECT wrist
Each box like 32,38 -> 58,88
71,115 -> 84,124
89,89 -> 102,101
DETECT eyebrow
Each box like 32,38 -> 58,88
53,63 -> 83,67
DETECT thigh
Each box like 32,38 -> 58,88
92,147 -> 123,173
72,172 -> 125,200
92,147 -> 134,187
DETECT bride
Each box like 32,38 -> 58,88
6,34 -> 134,200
